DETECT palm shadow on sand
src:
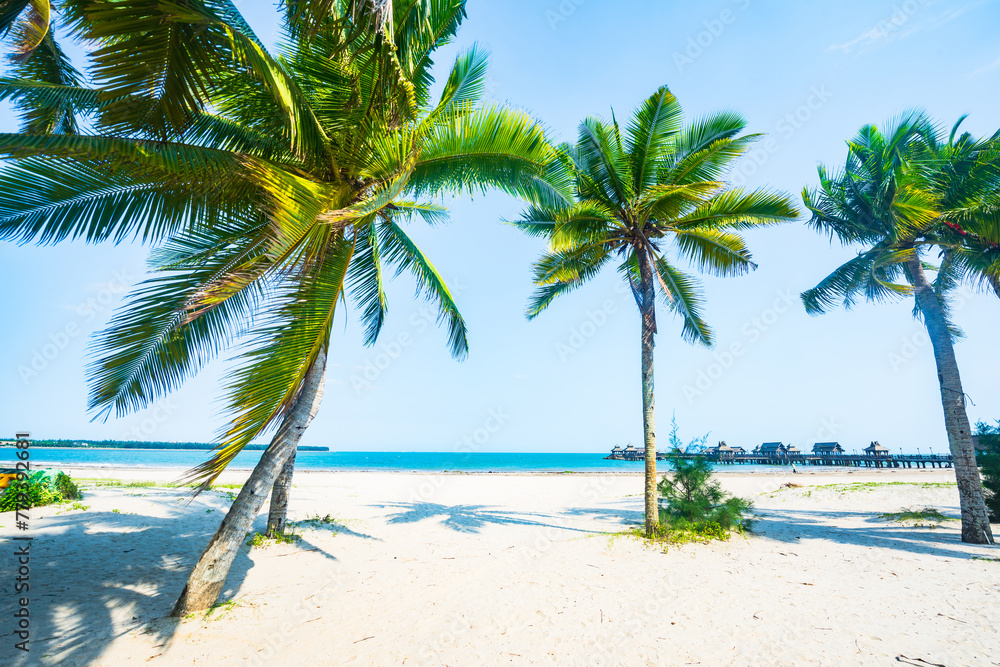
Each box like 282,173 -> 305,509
376,502 -> 601,535
746,507 -> 993,560
4,488 -> 273,667
564,498 -> 645,526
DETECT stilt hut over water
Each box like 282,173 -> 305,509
812,442 -> 844,455
758,442 -> 786,456
707,441 -> 735,458
864,441 -> 889,457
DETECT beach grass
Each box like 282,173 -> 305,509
765,481 -> 957,498
879,507 -> 954,523
246,530 -> 301,547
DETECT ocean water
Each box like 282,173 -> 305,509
0,447 -> 791,473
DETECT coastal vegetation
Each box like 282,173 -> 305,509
975,420 -> 1000,521
0,470 -> 80,511
515,86 -> 797,536
630,448 -> 753,548
0,438 -> 328,451
801,112 -> 998,544
879,507 -> 953,524
767,480 -> 957,497
246,530 -> 300,548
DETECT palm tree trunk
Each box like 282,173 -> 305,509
171,348 -> 328,616
637,251 -> 658,537
907,256 -> 993,544
266,448 -> 296,537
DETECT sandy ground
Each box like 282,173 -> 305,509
1,466 -> 998,667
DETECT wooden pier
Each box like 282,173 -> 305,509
605,450 -> 953,468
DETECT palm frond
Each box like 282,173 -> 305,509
674,188 -> 799,230
87,217 -> 270,418
673,228 -> 756,277
378,217 -> 468,358
526,243 -> 612,318
652,255 -> 712,346
347,217 -> 389,346
190,232 -> 354,485
410,104 -> 570,208
626,85 -> 682,192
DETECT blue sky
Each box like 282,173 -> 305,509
2,0 -> 999,453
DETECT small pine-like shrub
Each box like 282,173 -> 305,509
975,420 -> 1000,521
656,450 -> 754,541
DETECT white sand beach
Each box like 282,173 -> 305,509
3,467 -> 999,666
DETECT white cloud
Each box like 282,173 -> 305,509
969,55 -> 1000,78
829,0 -> 987,55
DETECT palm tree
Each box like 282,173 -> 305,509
801,111 -> 995,544
514,86 -> 798,537
0,0 -> 568,612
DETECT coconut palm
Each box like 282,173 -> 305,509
514,86 -> 798,537
918,117 -> 1000,301
801,111 -> 995,544
0,0 -> 568,612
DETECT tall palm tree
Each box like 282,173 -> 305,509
0,0 -> 568,612
514,86 -> 798,537
801,111 -> 995,544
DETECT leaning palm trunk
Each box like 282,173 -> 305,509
266,449 -> 297,536
638,252 -> 659,537
172,349 -> 328,616
907,257 -> 993,544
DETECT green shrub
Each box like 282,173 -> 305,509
54,473 -> 81,501
0,471 -> 81,511
975,420 -> 1000,521
656,450 -> 754,541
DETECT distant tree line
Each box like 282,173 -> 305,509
0,439 -> 328,452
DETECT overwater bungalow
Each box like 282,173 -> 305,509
812,442 -> 844,455
759,442 -> 786,456
864,441 -> 889,457
707,441 -> 735,458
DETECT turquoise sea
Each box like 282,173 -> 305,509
0,447 -> 787,473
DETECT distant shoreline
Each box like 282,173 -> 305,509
0,442 -> 329,452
